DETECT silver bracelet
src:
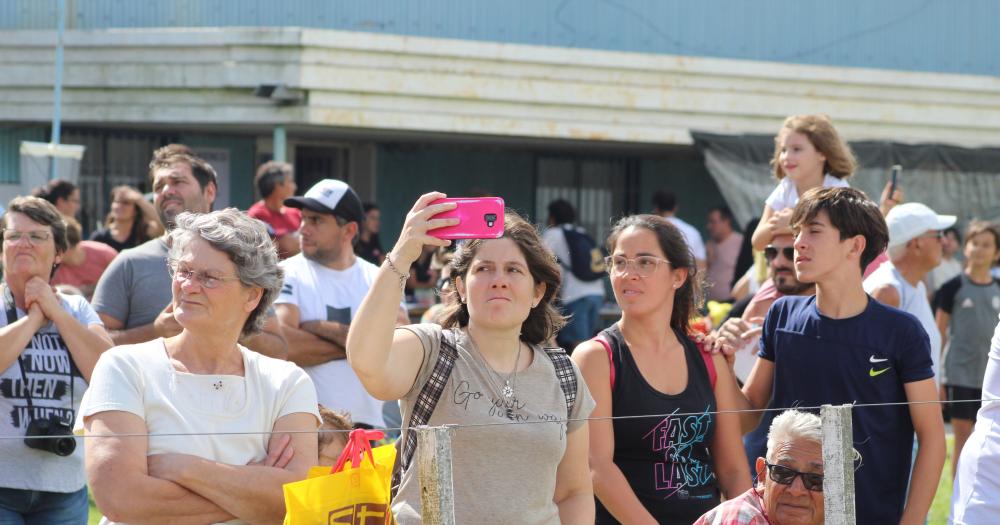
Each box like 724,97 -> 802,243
384,254 -> 408,289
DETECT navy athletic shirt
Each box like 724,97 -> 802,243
748,295 -> 933,525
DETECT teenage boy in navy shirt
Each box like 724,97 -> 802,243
738,187 -> 945,525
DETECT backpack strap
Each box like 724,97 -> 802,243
691,336 -> 717,389
591,333 -> 616,391
541,346 -> 577,418
391,329 -> 459,497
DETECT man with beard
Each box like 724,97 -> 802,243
91,145 -> 286,358
274,179 -> 408,428
711,233 -> 815,383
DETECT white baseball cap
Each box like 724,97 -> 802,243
886,202 -> 956,248
284,179 -> 365,224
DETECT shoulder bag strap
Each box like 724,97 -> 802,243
591,333 -> 616,391
689,333 -> 717,390
392,329 -> 459,496
3,284 -> 42,414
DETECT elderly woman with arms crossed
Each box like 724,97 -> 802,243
77,209 -> 320,525
0,196 -> 113,523
347,192 -> 596,524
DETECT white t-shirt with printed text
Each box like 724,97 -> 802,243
275,254 -> 391,427
0,293 -> 102,493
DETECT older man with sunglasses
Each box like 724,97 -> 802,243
695,410 -> 824,525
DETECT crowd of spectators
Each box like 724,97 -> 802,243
1,115 -> 999,524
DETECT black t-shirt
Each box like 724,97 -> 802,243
355,234 -> 384,265
89,227 -> 139,253
594,324 -> 720,524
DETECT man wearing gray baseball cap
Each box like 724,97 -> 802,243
275,179 -> 408,428
864,202 -> 957,387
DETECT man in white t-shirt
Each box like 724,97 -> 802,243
864,202 -> 956,387
541,199 -> 606,351
652,190 -> 706,273
275,179 -> 407,427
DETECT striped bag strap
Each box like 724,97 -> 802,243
391,330 -> 459,497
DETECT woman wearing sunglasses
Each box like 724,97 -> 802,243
694,409 -> 825,525
572,214 -> 750,524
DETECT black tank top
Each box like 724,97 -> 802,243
594,324 -> 721,525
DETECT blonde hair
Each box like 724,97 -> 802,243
772,114 -> 856,180
317,405 -> 353,449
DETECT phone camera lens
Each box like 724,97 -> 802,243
484,213 -> 497,227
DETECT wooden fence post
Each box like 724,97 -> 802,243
416,425 -> 456,525
821,404 -> 856,525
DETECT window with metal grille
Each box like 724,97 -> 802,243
534,157 -> 628,244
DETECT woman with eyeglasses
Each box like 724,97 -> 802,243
348,193 -> 596,524
77,209 -> 319,524
0,196 -> 113,523
572,214 -> 751,524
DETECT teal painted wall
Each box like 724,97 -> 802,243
0,127 -> 47,184
375,144 -> 535,248
639,156 -> 731,238
178,134 -> 257,210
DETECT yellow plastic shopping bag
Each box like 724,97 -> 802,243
283,429 -> 396,525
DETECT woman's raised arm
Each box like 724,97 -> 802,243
347,192 -> 457,400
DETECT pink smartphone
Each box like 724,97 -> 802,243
427,197 -> 505,240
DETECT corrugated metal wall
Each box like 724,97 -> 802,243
2,0 -> 996,77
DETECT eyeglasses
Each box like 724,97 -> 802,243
604,255 -> 671,277
765,462 -> 824,492
167,261 -> 241,289
764,245 -> 795,262
3,230 -> 52,245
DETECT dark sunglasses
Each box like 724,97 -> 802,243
765,462 -> 823,492
764,246 -> 795,262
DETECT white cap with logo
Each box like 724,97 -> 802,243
886,202 -> 956,248
284,179 -> 365,224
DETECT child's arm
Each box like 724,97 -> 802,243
752,204 -> 782,250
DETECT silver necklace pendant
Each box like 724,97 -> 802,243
501,381 -> 514,399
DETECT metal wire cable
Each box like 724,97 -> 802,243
2,397 -> 995,441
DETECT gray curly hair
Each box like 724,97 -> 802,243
168,208 -> 282,338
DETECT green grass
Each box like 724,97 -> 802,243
928,435 -> 955,525
85,437 -> 958,524
88,494 -> 101,524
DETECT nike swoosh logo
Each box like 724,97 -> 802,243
869,356 -> 888,363
869,367 -> 890,377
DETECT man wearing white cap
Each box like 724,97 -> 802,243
275,179 -> 407,428
864,202 -> 957,387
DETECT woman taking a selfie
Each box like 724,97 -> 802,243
348,192 -> 596,524
572,214 -> 750,524
0,196 -> 113,522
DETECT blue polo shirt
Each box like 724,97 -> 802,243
748,295 -> 933,525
